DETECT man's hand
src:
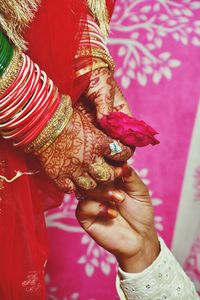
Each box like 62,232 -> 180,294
36,110 -> 132,193
76,167 -> 160,273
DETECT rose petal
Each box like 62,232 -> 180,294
99,112 -> 160,148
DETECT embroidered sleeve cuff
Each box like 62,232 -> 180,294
117,237 -> 199,299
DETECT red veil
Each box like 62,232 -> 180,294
0,0 -> 115,299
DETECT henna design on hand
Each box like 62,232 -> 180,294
36,109 -> 132,193
113,85 -> 132,116
85,66 -> 116,119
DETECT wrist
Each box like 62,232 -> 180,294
117,230 -> 160,274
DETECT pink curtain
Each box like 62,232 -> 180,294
45,0 -> 200,298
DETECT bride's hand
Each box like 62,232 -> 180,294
36,108 -> 132,193
76,166 -> 160,273
82,61 -> 132,120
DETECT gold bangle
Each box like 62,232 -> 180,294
25,95 -> 73,154
75,60 -> 109,78
75,46 -> 115,72
0,49 -> 23,95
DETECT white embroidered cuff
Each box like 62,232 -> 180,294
118,237 -> 199,299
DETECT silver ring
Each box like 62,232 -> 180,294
109,141 -> 122,156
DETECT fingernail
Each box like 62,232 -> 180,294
99,205 -> 118,219
115,167 -> 123,178
107,208 -> 118,218
108,190 -> 125,203
122,165 -> 132,178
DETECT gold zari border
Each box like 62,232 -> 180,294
0,49 -> 23,95
75,46 -> 115,72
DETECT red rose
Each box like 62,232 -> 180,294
99,112 -> 159,148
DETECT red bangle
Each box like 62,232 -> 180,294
1,71 -> 49,130
4,80 -> 55,140
0,54 -> 27,101
3,86 -> 59,140
0,60 -> 36,120
0,54 -> 29,103
6,82 -> 57,137
0,61 -> 32,113
14,92 -> 60,147
9,64 -> 41,121
0,55 -> 30,109
0,63 -> 41,123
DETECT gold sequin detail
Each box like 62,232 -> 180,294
0,160 -> 6,190
0,49 -> 23,95
75,60 -> 109,78
22,271 -> 42,294
76,46 -> 115,72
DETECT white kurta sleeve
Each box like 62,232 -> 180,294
116,237 -> 199,300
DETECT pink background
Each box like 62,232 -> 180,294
45,1 -> 200,298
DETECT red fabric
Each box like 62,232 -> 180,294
25,0 -> 115,101
0,1 -> 115,299
107,0 -> 116,18
0,140 -> 46,299
25,0 -> 89,100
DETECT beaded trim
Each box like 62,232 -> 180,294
74,60 -> 109,78
0,49 -> 23,95
76,46 -> 115,72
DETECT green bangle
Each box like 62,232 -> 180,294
0,34 -> 9,66
0,32 -> 14,76
0,43 -> 10,75
0,34 -> 7,62
0,32 -> 8,57
0,32 -> 4,49
0,44 -> 9,74
2,47 -> 14,75
0,34 -> 11,63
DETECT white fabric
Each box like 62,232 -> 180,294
116,237 -> 199,299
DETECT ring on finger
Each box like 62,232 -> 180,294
89,162 -> 111,182
109,141 -> 122,156
75,176 -> 96,190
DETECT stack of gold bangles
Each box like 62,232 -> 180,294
74,13 -> 115,78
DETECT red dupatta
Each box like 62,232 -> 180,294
25,0 -> 115,100
0,1 -> 115,299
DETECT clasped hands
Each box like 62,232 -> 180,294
37,66 -> 133,194
36,66 -> 160,271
